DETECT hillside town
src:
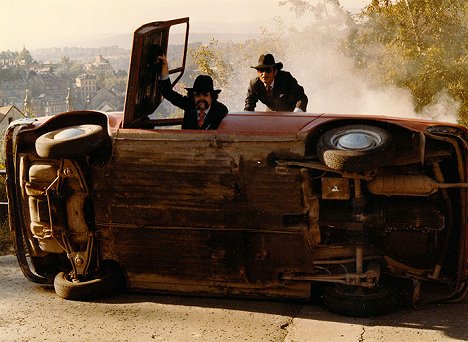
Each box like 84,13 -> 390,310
0,47 -> 128,122
0,42 -> 203,129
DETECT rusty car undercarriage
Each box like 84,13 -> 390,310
4,18 -> 468,317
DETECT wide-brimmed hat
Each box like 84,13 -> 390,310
185,75 -> 221,94
251,53 -> 283,70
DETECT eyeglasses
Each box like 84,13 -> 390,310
193,92 -> 210,97
256,67 -> 273,74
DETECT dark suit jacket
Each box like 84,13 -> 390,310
159,78 -> 228,129
244,70 -> 308,112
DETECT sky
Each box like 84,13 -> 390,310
0,0 -> 369,51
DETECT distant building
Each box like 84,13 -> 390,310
33,61 -> 59,74
66,87 -> 73,112
0,51 -> 16,68
23,90 -> 33,117
31,93 -> 68,116
0,105 -> 25,132
91,88 -> 119,112
75,73 -> 97,105
84,55 -> 114,76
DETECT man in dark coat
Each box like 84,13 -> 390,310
244,53 -> 308,112
158,56 -> 228,130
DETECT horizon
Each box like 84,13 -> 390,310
0,0 -> 367,51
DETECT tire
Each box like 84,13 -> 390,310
321,283 -> 400,317
36,124 -> 106,159
54,262 -> 125,300
317,125 -> 393,172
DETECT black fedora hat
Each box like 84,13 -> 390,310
185,75 -> 221,94
251,53 -> 283,70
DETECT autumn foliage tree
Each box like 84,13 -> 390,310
189,0 -> 467,122
188,1 -> 320,110
189,31 -> 289,111
344,0 -> 468,123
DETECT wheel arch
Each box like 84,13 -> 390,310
10,111 -> 112,153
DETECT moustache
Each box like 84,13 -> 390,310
196,100 -> 209,110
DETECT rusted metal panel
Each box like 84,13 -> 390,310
112,224 -> 315,296
92,130 -> 307,231
127,272 -> 311,299
92,129 -> 315,292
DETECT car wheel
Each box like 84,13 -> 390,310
317,125 -> 392,172
321,282 -> 400,317
35,124 -> 106,159
53,262 -> 125,300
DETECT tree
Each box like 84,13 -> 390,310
188,1 -> 354,112
279,0 -> 349,21
0,67 -> 23,82
188,0 -> 467,121
60,56 -> 71,65
188,20 -> 291,111
344,0 -> 468,123
103,70 -> 128,93
189,40 -> 231,89
54,58 -> 84,81
15,47 -> 34,66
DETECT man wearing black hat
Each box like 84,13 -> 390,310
158,56 -> 228,130
244,53 -> 308,112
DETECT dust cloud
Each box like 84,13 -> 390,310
219,5 -> 459,124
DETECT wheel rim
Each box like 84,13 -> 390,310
53,127 -> 88,140
331,129 -> 383,151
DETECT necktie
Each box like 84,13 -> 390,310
198,110 -> 205,128
266,85 -> 273,96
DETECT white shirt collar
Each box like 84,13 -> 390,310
198,107 -> 210,115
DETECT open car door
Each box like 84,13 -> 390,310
123,17 -> 189,128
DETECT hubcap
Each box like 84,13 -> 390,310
333,131 -> 382,150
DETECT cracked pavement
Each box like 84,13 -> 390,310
1,255 -> 467,342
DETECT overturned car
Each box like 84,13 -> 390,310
4,18 -> 468,317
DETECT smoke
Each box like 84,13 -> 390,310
420,91 -> 460,123
216,3 -> 459,124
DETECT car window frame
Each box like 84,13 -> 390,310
123,17 -> 189,128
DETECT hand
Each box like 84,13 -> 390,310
157,55 -> 169,78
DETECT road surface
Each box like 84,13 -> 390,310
1,255 -> 467,341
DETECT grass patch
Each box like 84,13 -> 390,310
0,217 -> 13,256
0,170 -> 13,255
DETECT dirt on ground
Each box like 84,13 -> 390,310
1,254 -> 468,342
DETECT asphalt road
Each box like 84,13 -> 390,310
1,255 -> 467,342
